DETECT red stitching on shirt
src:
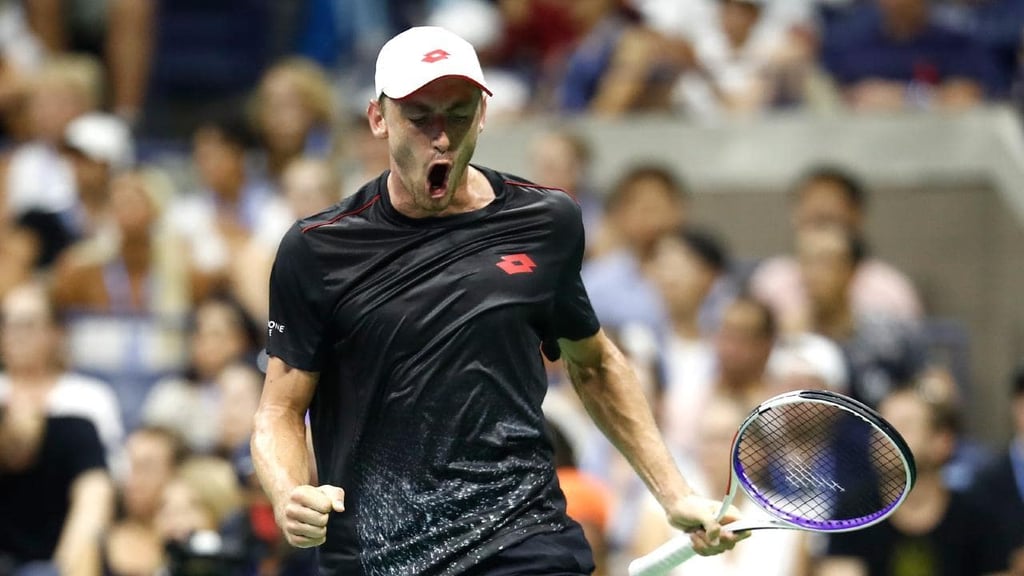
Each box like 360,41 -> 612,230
503,180 -> 566,193
301,195 -> 381,233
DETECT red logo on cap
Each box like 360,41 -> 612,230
422,49 -> 450,63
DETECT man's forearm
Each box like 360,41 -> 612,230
252,407 -> 312,513
565,342 -> 694,508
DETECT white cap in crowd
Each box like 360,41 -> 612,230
64,112 -> 135,172
768,333 -> 850,393
374,26 -> 491,100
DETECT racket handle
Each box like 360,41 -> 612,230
628,535 -> 697,576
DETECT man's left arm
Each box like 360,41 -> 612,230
558,329 -> 746,555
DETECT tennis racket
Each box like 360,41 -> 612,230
629,389 -> 916,576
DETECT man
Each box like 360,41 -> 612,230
252,26 -> 744,576
817,387 -> 1009,576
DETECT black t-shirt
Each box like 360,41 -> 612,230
267,166 -> 601,576
0,415 -> 107,565
825,490 -> 1008,576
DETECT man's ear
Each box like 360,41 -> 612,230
477,96 -> 488,134
368,99 -> 388,139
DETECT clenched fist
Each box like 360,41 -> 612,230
279,484 -> 346,548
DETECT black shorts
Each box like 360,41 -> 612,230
465,525 -> 595,576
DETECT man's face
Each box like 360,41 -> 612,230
370,78 -> 486,215
879,392 -> 950,473
798,226 -> 856,310
123,432 -> 176,522
0,286 -> 58,372
715,301 -> 773,385
612,177 -> 686,256
531,134 -> 583,195
647,236 -> 715,318
793,179 -> 862,232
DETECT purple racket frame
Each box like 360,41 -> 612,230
727,389 -> 916,533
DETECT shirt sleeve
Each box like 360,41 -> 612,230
266,224 -> 330,372
544,199 -> 601,360
56,416 -> 107,475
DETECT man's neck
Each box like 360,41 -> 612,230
814,301 -> 854,340
670,313 -> 701,341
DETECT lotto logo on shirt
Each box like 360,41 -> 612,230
268,321 -> 286,338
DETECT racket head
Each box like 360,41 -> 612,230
729,389 -> 916,533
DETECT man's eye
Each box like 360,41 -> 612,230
409,116 -> 429,125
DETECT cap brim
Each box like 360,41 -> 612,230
386,74 -> 492,100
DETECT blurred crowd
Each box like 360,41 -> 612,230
0,0 -> 1022,575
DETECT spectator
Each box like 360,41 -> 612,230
252,57 -> 337,183
646,228 -> 728,449
0,281 -> 124,470
631,395 -> 808,576
642,0 -> 817,117
103,425 -> 187,576
822,0 -> 995,110
968,363 -> 1024,572
708,296 -> 778,412
3,54 -> 102,220
167,114 -> 290,300
750,166 -> 923,333
582,164 -> 688,333
529,128 -> 603,249
24,0 -> 154,125
818,386 -> 1010,576
53,170 -> 193,430
231,156 -> 340,324
0,397 -> 114,575
557,0 -> 673,115
55,112 -> 135,252
143,295 -> 260,453
155,456 -> 250,575
796,224 -> 928,407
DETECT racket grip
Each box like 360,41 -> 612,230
628,535 -> 697,576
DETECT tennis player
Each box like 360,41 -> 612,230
251,26 -> 746,576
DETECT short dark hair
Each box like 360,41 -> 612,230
794,165 -> 867,211
545,419 -> 576,469
195,113 -> 258,151
604,164 -> 688,214
675,227 -> 729,273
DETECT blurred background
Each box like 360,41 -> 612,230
0,0 -> 1022,575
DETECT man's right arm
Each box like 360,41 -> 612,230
252,356 -> 344,548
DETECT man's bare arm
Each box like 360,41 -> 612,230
252,356 -> 344,548
558,329 -> 746,553
252,357 -> 319,512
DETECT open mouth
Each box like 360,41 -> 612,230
427,162 -> 451,198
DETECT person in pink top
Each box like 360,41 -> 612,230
750,166 -> 922,334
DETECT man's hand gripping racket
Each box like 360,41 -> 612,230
629,389 -> 917,576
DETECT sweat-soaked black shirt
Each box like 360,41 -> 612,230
266,166 -> 601,576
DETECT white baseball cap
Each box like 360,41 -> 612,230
374,26 -> 492,100
64,112 -> 135,172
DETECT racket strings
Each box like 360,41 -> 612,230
735,402 -> 909,530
